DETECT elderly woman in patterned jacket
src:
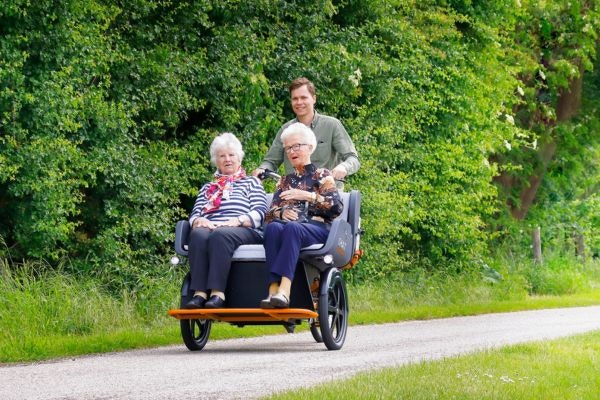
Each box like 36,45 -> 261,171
260,122 -> 343,308
184,132 -> 268,309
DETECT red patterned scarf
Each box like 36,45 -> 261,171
203,167 -> 246,213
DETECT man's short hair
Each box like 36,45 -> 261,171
289,77 -> 316,96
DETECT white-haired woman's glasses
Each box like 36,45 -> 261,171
284,143 -> 308,153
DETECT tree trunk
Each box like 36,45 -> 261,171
509,139 -> 556,220
532,226 -> 542,264
574,231 -> 586,261
505,71 -> 583,220
556,73 -> 583,122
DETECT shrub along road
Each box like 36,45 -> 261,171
2,306 -> 600,399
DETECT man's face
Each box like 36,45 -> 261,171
290,85 -> 316,119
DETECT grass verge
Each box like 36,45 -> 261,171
263,330 -> 600,399
1,256 -> 599,363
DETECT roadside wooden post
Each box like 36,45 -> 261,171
532,226 -> 542,264
574,231 -> 586,262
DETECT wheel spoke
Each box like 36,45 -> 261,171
331,287 -> 339,303
328,287 -> 340,313
331,312 -> 340,330
192,320 -> 201,339
328,302 -> 338,313
328,284 -> 343,339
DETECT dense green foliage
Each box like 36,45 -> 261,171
1,0 -> 599,291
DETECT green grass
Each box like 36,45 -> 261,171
0,259 -> 286,363
349,277 -> 600,325
348,255 -> 600,324
1,256 -> 599,363
263,330 -> 600,399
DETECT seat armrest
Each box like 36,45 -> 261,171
300,219 -> 353,271
174,220 -> 190,256
347,190 -> 361,238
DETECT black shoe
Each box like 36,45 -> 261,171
183,296 -> 206,309
204,295 -> 225,309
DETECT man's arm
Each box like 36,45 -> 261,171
253,129 -> 285,176
337,153 -> 360,176
332,121 -> 360,177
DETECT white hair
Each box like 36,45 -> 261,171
210,132 -> 244,166
280,122 -> 317,153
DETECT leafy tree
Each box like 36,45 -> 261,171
1,0 -> 598,290
491,0 -> 600,220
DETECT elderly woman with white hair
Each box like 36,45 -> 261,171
260,122 -> 343,308
184,132 -> 268,309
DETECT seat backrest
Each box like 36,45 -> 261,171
346,190 -> 361,238
174,190 -> 361,263
337,192 -> 350,222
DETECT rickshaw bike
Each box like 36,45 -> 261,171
168,171 -> 362,351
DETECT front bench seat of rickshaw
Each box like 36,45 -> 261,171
173,190 -> 361,309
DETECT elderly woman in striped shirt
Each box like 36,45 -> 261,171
184,132 -> 268,309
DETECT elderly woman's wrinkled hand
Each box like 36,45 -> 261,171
280,189 -> 313,202
193,217 -> 216,230
217,218 -> 242,228
281,207 -> 299,221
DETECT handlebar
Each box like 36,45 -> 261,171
258,169 -> 344,183
257,169 -> 281,181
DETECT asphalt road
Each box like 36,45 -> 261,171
2,305 -> 600,399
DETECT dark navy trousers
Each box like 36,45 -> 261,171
264,221 -> 329,283
188,226 -> 262,292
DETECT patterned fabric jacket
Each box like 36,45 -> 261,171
266,164 -> 343,226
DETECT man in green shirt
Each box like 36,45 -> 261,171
252,77 -> 359,189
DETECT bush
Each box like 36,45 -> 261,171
0,0 -> 599,290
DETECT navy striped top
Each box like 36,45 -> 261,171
189,176 -> 268,230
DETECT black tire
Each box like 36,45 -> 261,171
179,273 -> 211,351
309,319 -> 323,343
180,318 -> 211,351
318,268 -> 348,350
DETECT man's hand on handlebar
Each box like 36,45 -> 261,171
254,168 -> 281,181
331,165 -> 347,181
251,168 -> 265,178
